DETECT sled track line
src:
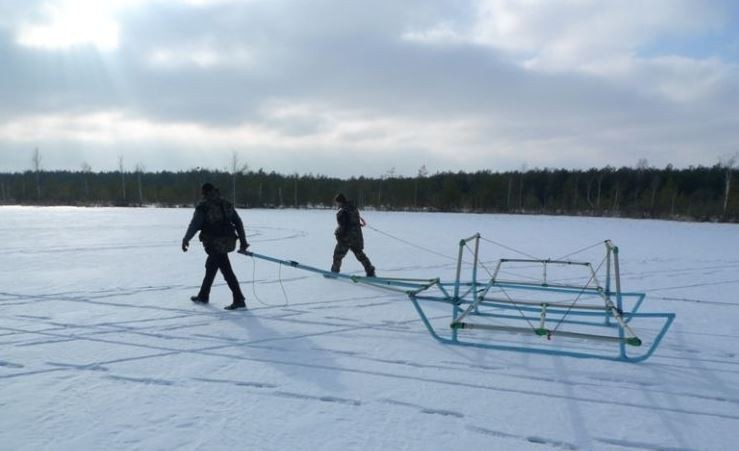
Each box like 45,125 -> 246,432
0,226 -> 306,256
1,306 -> 441,351
8,290 -> 739,379
9,296 -> 739,375
2,324 -> 738,422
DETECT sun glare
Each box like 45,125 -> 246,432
17,0 -> 126,51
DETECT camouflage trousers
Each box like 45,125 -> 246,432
198,253 -> 245,301
331,240 -> 375,276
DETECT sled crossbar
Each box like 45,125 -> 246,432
475,297 -> 610,311
499,258 -> 590,266
450,322 -> 642,346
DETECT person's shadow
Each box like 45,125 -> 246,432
210,303 -> 346,394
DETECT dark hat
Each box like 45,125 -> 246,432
201,182 -> 216,194
334,193 -> 347,203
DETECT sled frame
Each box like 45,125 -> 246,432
242,235 -> 674,362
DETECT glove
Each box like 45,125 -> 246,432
181,239 -> 189,252
238,241 -> 250,254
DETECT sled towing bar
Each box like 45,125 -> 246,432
238,250 -> 440,291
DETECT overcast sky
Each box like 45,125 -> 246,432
1,0 -> 738,177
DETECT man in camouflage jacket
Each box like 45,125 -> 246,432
182,183 -> 248,310
331,193 -> 375,277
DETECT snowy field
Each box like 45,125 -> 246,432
1,206 -> 738,451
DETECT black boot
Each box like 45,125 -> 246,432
225,296 -> 246,310
191,295 -> 209,304
353,249 -> 375,277
330,259 -> 341,273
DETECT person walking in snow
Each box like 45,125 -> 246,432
330,193 -> 376,277
182,183 -> 248,310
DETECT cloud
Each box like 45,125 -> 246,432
16,0 -> 122,50
0,0 -> 737,176
452,0 -> 726,68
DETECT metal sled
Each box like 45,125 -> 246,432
241,234 -> 674,362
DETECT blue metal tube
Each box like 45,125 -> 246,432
439,281 -> 605,295
241,250 -> 432,290
472,233 -> 480,314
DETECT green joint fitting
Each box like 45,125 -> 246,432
626,336 -> 642,347
535,328 -> 549,337
450,322 -> 464,330
613,247 -> 619,254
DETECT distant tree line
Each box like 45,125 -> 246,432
0,164 -> 737,222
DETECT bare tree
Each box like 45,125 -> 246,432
118,155 -> 126,201
414,164 -> 428,208
611,183 -> 620,211
572,173 -> 579,210
135,163 -> 145,205
518,163 -> 528,210
377,167 -> 395,206
293,174 -> 299,208
649,174 -> 661,215
32,147 -> 42,200
81,162 -> 92,200
230,151 -> 249,206
585,177 -> 594,208
377,178 -> 383,205
506,174 -> 513,211
720,154 -> 737,219
631,158 -> 652,207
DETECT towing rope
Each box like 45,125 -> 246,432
368,223 -> 600,289
248,253 -> 289,307
365,224 -> 458,261
555,240 -> 607,261
479,236 -> 539,260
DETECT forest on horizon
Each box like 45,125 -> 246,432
1,162 -> 737,223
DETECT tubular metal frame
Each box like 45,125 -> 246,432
240,235 -> 674,363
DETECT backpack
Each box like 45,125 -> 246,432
199,199 -> 237,254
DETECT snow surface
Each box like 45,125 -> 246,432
1,206 -> 738,451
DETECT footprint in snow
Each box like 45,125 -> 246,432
0,361 -> 24,369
